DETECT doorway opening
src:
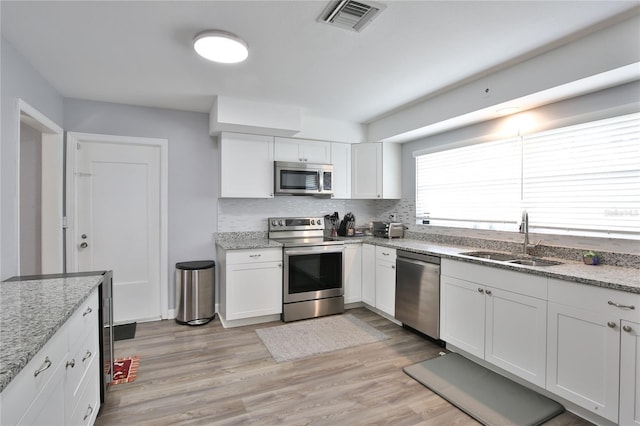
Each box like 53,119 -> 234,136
18,100 -> 64,275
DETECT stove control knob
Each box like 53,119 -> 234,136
310,219 -> 315,225
317,219 -> 322,226
271,220 -> 277,226
279,220 -> 284,226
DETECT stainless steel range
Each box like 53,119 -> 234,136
268,216 -> 345,322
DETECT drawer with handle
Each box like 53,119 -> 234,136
67,290 -> 99,348
0,322 -> 68,426
227,248 -> 282,265
375,246 -> 396,261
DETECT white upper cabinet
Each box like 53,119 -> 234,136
331,142 -> 351,199
274,137 -> 331,164
219,132 -> 275,198
351,142 -> 401,199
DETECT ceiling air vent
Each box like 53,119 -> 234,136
318,0 -> 386,32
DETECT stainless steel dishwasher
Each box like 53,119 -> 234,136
395,250 -> 441,339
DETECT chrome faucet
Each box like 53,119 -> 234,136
519,210 -> 529,255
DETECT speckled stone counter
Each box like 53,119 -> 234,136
220,232 -> 640,294
216,231 -> 282,250
356,237 -> 640,294
0,274 -> 103,393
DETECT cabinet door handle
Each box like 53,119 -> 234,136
83,405 -> 94,421
485,289 -> 492,295
382,252 -> 389,256
34,357 -> 52,377
477,288 -> 484,294
249,254 -> 261,258
607,321 -> 617,328
83,306 -> 93,316
623,325 -> 633,333
608,301 -> 635,310
82,350 -> 92,362
66,359 -> 76,369
391,265 -> 396,269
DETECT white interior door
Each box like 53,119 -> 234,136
67,133 -> 168,324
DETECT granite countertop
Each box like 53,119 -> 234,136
0,274 -> 104,394
371,238 -> 640,294
216,233 -> 640,294
216,238 -> 282,250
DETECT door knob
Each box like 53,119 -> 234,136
80,242 -> 88,248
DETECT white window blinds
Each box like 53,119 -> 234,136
416,138 -> 520,228
521,113 -> 640,235
415,112 -> 640,238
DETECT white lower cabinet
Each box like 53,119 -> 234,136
360,244 -> 396,317
546,278 -> 640,424
0,289 -> 100,426
620,320 -> 640,426
219,248 -> 283,325
441,259 -> 547,387
361,244 -> 376,306
344,244 -> 362,304
440,275 -> 485,357
375,246 -> 396,317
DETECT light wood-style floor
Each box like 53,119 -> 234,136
96,308 -> 592,425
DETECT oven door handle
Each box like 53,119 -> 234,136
284,245 -> 344,256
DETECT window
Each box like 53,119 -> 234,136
415,113 -> 640,238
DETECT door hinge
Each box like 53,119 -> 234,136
62,216 -> 68,229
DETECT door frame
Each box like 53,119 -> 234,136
17,99 -> 64,274
66,132 -> 169,320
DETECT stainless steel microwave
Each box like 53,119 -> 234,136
274,161 -> 333,196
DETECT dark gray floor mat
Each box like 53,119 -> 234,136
403,352 -> 564,426
114,322 -> 137,341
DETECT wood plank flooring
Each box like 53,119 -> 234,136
96,308 -> 592,425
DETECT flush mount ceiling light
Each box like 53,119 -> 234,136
193,30 -> 248,64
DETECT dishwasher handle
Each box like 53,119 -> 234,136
397,250 -> 440,265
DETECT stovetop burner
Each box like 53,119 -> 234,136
270,236 -> 343,248
268,216 -> 344,247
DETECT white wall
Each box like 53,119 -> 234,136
1,37 -> 64,279
63,98 -> 217,309
19,122 -> 41,275
369,11 -> 640,143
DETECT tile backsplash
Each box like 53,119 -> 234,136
217,197 -> 378,232
377,198 -> 640,257
217,197 -> 639,259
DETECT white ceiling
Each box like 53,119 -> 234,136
2,1 -> 638,126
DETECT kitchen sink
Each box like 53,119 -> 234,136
462,251 -> 562,267
507,258 -> 562,267
463,251 -> 519,261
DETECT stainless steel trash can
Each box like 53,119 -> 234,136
175,260 -> 215,325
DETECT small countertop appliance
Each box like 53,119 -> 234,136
372,221 -> 404,238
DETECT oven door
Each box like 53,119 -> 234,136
283,244 -> 344,303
